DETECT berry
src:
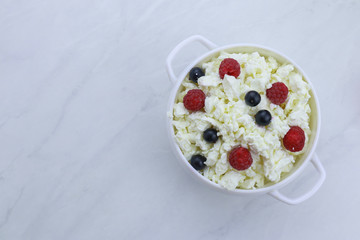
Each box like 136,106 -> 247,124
266,82 -> 288,105
203,128 -> 218,143
255,110 -> 272,126
245,91 -> 261,107
283,126 -> 305,152
190,154 -> 207,170
228,147 -> 253,171
219,58 -> 241,79
183,89 -> 206,111
189,67 -> 204,83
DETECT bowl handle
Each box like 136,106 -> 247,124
268,153 -> 326,205
166,35 -> 217,83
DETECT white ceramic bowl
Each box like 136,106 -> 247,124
166,35 -> 326,205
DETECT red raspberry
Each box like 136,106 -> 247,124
219,58 -> 241,79
266,82 -> 288,105
283,126 -> 305,152
228,147 -> 253,171
183,89 -> 206,111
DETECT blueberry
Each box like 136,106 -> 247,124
255,110 -> 272,126
245,91 -> 261,107
189,67 -> 205,83
190,154 -> 207,170
203,128 -> 218,143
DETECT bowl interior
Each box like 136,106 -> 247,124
170,45 -> 320,192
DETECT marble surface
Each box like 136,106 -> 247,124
0,0 -> 359,239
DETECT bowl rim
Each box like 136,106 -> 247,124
166,43 -> 321,195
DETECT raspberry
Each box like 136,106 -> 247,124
183,89 -> 206,111
228,147 -> 253,171
219,58 -> 241,79
283,126 -> 305,152
266,82 -> 288,105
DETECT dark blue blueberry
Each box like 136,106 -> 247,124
189,67 -> 205,83
190,154 -> 206,170
203,128 -> 218,143
245,91 -> 261,107
255,110 -> 272,126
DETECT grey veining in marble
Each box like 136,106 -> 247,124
0,0 -> 359,239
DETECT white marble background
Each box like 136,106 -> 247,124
0,0 -> 359,239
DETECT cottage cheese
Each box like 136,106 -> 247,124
171,51 -> 311,190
